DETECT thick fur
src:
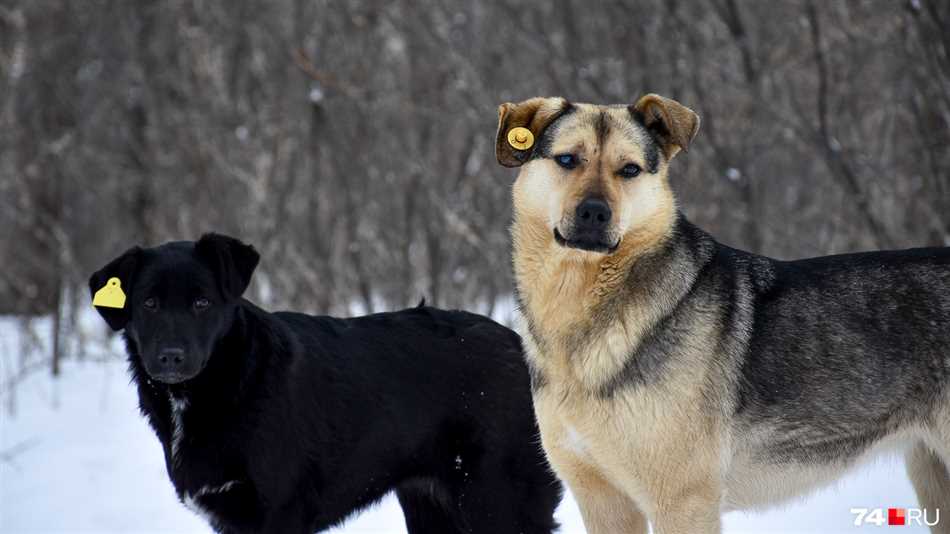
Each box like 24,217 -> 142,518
89,234 -> 561,534
497,94 -> 950,533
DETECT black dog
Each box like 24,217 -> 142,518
89,233 -> 561,533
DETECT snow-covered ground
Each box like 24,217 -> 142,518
0,317 -> 930,534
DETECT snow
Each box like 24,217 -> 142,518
0,317 -> 929,534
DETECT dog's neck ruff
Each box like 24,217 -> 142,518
514,214 -> 712,392
514,222 -> 671,337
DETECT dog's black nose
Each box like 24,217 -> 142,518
575,197 -> 612,230
158,347 -> 185,366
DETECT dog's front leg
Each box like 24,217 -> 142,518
546,446 -> 648,534
568,470 -> 649,534
649,484 -> 722,534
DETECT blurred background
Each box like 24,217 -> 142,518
1,0 -> 947,532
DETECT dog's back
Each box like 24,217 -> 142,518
257,305 -> 562,533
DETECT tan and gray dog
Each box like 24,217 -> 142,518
495,94 -> 950,533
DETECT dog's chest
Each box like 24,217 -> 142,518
517,310 -> 642,391
162,394 -> 247,524
534,384 -> 676,473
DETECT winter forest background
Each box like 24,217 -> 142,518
1,0 -> 949,532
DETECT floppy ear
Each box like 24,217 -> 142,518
495,97 -> 571,168
632,94 -> 700,159
194,233 -> 260,300
89,246 -> 142,332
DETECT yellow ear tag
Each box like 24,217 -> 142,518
507,127 -> 534,150
93,277 -> 127,309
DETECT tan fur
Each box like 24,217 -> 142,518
504,96 -> 730,533
543,436 -> 649,534
510,103 -> 684,389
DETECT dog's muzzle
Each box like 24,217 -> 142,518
554,197 -> 620,253
145,347 -> 202,384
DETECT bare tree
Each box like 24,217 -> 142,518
0,0 -> 947,383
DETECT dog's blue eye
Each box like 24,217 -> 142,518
619,163 -> 642,179
554,154 -> 577,169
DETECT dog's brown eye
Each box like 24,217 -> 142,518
194,297 -> 210,310
619,163 -> 642,179
554,154 -> 578,169
143,297 -> 157,310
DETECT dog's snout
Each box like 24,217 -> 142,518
146,345 -> 201,384
575,198 -> 612,230
158,347 -> 185,365
555,195 -> 619,253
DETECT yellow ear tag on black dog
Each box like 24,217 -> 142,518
93,277 -> 126,309
507,127 -> 534,151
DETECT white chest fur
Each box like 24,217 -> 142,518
168,394 -> 188,464
182,480 -> 240,525
563,423 -> 592,459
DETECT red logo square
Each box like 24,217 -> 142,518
889,508 -> 906,526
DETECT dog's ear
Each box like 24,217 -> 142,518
89,246 -> 142,331
632,94 -> 700,159
496,97 -> 570,168
195,233 -> 260,300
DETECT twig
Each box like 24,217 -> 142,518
0,353 -> 123,396
0,437 -> 40,468
806,0 -> 894,248
291,47 -> 361,99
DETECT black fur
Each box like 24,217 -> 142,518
530,101 -> 575,162
89,234 -> 561,534
629,109 -> 662,173
594,111 -> 609,146
737,244 -> 950,463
